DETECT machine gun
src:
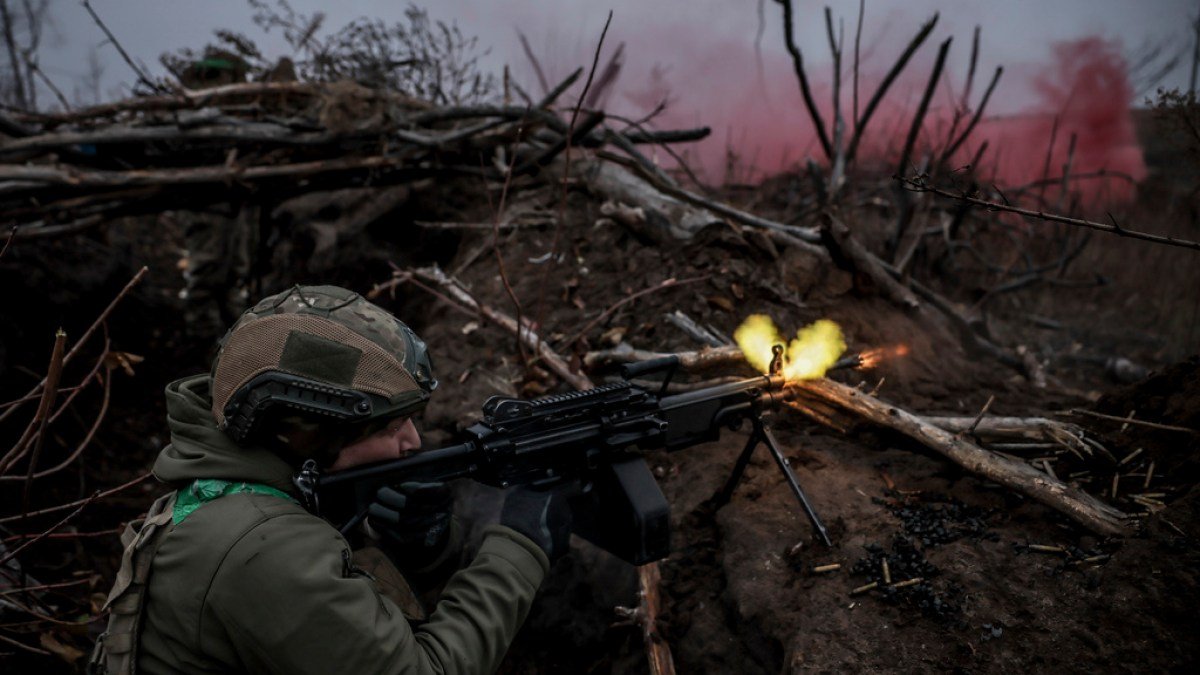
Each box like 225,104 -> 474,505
295,350 -> 831,565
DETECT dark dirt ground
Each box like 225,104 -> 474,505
2,155 -> 1199,673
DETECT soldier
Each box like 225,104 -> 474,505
90,285 -> 572,675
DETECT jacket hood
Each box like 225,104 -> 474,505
153,374 -> 296,493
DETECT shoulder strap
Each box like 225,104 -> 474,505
88,492 -> 177,675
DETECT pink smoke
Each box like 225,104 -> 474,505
966,37 -> 1146,205
532,31 -> 1146,208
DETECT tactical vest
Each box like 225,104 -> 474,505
88,491 -> 176,675
87,486 -> 426,675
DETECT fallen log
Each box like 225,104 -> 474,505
791,378 -> 1129,536
594,152 -> 826,256
574,157 -> 724,242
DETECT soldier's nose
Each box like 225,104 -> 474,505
393,417 -> 422,453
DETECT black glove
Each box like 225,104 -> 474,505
500,485 -> 573,562
368,482 -> 453,570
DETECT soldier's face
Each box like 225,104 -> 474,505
328,417 -> 422,471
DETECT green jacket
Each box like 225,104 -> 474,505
135,375 -> 549,674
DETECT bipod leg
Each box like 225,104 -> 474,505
715,430 -> 761,506
758,420 -> 833,547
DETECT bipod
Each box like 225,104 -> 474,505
715,414 -> 832,547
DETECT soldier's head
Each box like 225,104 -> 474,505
210,285 -> 436,467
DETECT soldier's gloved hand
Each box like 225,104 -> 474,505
500,485 -> 573,562
368,482 -> 453,569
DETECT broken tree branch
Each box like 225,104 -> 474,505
822,210 -> 921,310
636,563 -> 676,675
897,37 -> 952,182
774,0 -> 833,159
891,36 -> 952,270
20,328 -> 65,513
3,354 -> 112,482
663,310 -> 727,348
0,329 -> 110,477
404,265 -> 593,391
844,14 -> 939,165
81,0 -> 159,93
0,491 -> 100,569
1064,409 -> 1199,435
939,65 -> 1002,165
0,266 -> 145,425
0,472 -> 152,525
901,178 -> 1200,252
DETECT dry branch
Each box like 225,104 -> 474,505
0,266 -> 145,425
0,472 -> 152,525
20,329 -> 65,512
924,415 -> 1094,458
939,65 -> 1003,165
902,178 -> 1200,252
0,152 -> 418,188
0,491 -> 100,569
402,265 -> 592,390
636,563 -> 676,675
0,330 -> 110,478
774,0 -> 832,159
663,310 -> 727,348
844,14 -> 939,165
1065,409 -> 1199,435
81,0 -> 158,93
896,37 -> 951,180
14,81 -> 402,125
822,210 -> 920,310
9,356 -> 112,482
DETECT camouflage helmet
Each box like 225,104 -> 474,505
211,285 -> 436,454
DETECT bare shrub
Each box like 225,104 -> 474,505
161,1 -> 495,104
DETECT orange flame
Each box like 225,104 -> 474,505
857,344 -> 910,369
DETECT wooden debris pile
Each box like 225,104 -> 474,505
0,73 -> 708,241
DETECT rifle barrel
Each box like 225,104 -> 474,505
657,374 -> 785,412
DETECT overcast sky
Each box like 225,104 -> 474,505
33,0 -> 1196,106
